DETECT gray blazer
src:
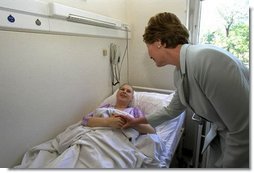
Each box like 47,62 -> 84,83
147,44 -> 249,168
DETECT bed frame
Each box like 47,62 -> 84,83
133,85 -> 175,95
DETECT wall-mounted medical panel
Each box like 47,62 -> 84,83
49,18 -> 130,39
49,2 -> 125,30
0,10 -> 50,33
0,0 -> 130,39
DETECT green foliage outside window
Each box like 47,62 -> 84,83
199,0 -> 249,67
200,23 -> 249,65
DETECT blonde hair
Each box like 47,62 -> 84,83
119,83 -> 134,96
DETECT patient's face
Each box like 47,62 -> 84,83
117,85 -> 134,104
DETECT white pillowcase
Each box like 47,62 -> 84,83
100,90 -> 175,116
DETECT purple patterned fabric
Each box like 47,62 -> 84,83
82,104 -> 144,126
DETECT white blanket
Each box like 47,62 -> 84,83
15,108 -> 168,168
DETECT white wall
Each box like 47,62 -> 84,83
42,0 -> 128,23
127,0 -> 188,90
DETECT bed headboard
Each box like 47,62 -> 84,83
132,86 -> 175,95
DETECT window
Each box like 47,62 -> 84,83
199,0 -> 249,67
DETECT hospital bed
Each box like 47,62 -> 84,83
14,90 -> 185,168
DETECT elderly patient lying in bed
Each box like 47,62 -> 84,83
82,84 -> 155,134
14,84 -> 167,168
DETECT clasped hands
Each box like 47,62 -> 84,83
109,114 -> 134,129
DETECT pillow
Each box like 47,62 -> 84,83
133,92 -> 174,115
100,90 -> 175,116
100,90 -> 118,107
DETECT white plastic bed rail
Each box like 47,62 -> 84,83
132,86 -> 175,94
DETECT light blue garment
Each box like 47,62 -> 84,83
147,44 -> 249,168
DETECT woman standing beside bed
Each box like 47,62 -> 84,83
82,83 -> 155,134
121,12 -> 249,168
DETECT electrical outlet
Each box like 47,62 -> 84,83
103,49 -> 107,56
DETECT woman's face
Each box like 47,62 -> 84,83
116,85 -> 134,104
146,42 -> 167,67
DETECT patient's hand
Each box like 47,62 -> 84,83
108,115 -> 126,128
86,116 -> 126,128
115,115 -> 155,133
115,115 -> 135,129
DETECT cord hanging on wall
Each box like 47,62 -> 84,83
110,43 -> 121,86
109,28 -> 129,91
